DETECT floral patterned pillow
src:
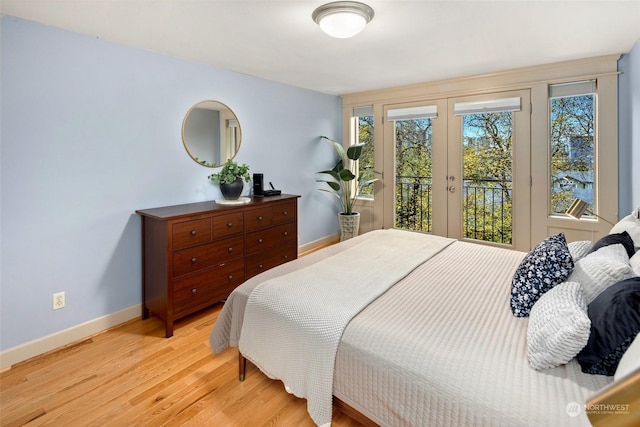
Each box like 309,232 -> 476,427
510,233 -> 574,317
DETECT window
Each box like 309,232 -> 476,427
454,97 -> 520,244
352,106 -> 375,198
387,105 -> 438,232
549,81 -> 596,216
461,111 -> 514,244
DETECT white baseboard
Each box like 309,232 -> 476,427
298,232 -> 340,255
0,304 -> 140,370
0,237 -> 339,370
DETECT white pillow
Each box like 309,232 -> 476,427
527,281 -> 591,370
614,334 -> 640,381
567,244 -> 634,303
568,240 -> 592,262
631,251 -> 640,276
609,213 -> 640,250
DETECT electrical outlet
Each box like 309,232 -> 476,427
53,292 -> 65,310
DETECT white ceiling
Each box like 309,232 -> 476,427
2,0 -> 639,95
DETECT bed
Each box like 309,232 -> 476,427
210,221 -> 640,426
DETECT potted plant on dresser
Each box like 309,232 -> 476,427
208,159 -> 251,200
316,136 -> 379,241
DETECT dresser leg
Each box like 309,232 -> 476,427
165,321 -> 174,338
239,352 -> 246,381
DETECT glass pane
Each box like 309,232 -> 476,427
549,94 -> 595,216
462,112 -> 513,244
394,118 -> 433,232
355,115 -> 375,198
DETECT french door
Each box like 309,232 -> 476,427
381,90 -> 531,251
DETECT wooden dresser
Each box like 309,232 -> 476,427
136,194 -> 299,337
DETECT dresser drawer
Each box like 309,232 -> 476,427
173,259 -> 245,316
245,206 -> 273,231
245,239 -> 297,279
273,201 -> 297,224
212,212 -> 244,239
172,218 -> 211,249
245,222 -> 296,255
172,236 -> 244,277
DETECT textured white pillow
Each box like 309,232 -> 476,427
614,334 -> 640,381
568,240 -> 592,262
631,251 -> 640,276
567,244 -> 634,303
610,213 -> 640,250
527,281 -> 591,370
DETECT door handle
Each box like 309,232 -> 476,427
448,186 -> 456,193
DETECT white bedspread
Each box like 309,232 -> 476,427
210,231 -> 612,426
238,229 -> 453,426
333,240 -> 612,426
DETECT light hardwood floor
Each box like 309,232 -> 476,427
0,304 -> 364,426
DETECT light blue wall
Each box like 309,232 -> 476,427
618,40 -> 640,215
0,16 -> 341,351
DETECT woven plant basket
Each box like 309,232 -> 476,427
339,212 -> 360,241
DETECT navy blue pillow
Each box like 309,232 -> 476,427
577,277 -> 640,376
510,233 -> 574,317
589,231 -> 636,259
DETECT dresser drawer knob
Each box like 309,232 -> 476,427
283,231 -> 288,236
257,216 -> 263,221
191,257 -> 197,263
228,275 -> 233,281
227,222 -> 233,228
282,211 -> 288,216
228,247 -> 233,253
191,288 -> 197,295
191,230 -> 197,236
258,264 -> 263,269
258,238 -> 263,243
284,255 -> 289,260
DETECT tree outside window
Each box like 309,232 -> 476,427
549,92 -> 595,215
356,115 -> 375,197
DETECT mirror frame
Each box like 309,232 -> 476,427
181,100 -> 242,168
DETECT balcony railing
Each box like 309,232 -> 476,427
396,175 -> 512,244
396,176 -> 433,232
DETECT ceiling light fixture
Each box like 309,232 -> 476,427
312,1 -> 375,39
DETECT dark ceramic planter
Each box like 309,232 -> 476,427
220,178 -> 244,200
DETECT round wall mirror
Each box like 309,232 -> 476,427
182,100 -> 242,167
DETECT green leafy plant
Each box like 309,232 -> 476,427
208,159 -> 251,184
316,136 -> 380,215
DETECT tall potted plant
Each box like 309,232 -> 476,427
316,136 -> 379,241
208,159 -> 251,200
